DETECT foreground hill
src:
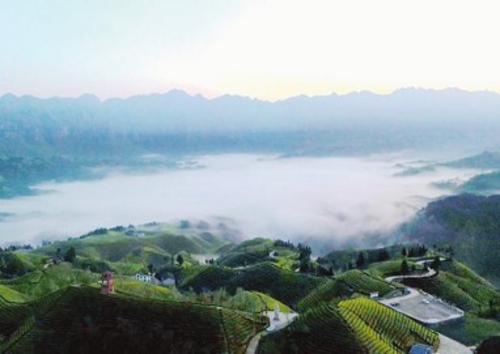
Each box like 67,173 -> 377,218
259,298 -> 439,354
1,286 -> 267,354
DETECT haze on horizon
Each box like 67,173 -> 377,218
1,0 -> 499,101
0,153 -> 476,250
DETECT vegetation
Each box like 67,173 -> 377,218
367,260 -> 421,278
335,270 -> 395,296
259,298 -> 439,354
402,194 -> 500,283
401,260 -> 500,314
179,262 -> 325,306
2,286 -> 267,353
460,170 -> 500,193
297,280 -> 352,312
2,228 -> 499,352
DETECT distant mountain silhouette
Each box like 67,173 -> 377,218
1,88 -> 500,157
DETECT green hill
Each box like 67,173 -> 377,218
1,286 -> 267,354
367,260 -> 422,278
259,298 -> 439,354
0,252 -> 40,278
32,227 -> 231,276
460,171 -> 500,193
217,250 -> 271,268
401,260 -> 500,313
0,285 -> 27,303
179,262 -> 325,307
336,269 -> 396,296
297,269 -> 396,312
0,264 -> 97,301
297,279 -> 352,312
401,194 -> 500,284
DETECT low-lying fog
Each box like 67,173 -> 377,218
0,154 -> 480,249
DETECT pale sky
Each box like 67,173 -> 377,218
1,0 -> 499,101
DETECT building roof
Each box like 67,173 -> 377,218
410,344 -> 433,354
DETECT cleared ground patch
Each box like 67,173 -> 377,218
380,291 -> 464,325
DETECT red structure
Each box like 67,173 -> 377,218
101,271 -> 115,294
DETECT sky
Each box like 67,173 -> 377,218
1,0 -> 499,101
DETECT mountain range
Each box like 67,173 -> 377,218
2,88 -> 500,157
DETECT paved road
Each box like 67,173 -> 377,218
245,311 -> 298,354
246,332 -> 264,354
436,334 -> 473,354
382,257 -> 469,353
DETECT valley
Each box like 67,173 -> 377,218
1,219 -> 500,353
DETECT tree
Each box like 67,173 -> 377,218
176,254 -> 184,266
477,336 -> 500,354
401,259 -> 410,275
356,252 -> 366,269
147,263 -> 154,275
63,247 -> 76,264
430,256 -> 441,271
401,248 -> 407,257
408,248 -> 416,257
298,243 -> 312,273
419,244 -> 428,257
377,249 -> 390,262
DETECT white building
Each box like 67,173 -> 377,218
135,273 -> 152,283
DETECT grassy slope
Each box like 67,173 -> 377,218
367,260 -> 422,278
0,285 -> 27,303
250,291 -> 292,313
31,229 -> 230,277
401,260 -> 500,313
260,298 -> 439,354
336,269 -> 396,296
1,264 -> 97,301
179,262 -> 325,306
3,286 -> 267,354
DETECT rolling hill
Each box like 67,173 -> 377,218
259,298 -> 439,354
0,286 -> 267,353
401,194 -> 500,284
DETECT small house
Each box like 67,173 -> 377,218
135,273 -> 152,283
409,344 -> 433,354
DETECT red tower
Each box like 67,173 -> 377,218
101,271 -> 115,294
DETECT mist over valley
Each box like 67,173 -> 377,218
0,152 -> 487,252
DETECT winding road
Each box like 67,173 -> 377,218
245,310 -> 298,354
381,258 -> 472,354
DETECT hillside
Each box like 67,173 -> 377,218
400,260 -> 500,314
2,230 -> 500,351
34,224 -> 231,275
259,298 -> 439,354
459,171 -> 500,194
178,262 -> 325,306
394,151 -> 500,177
402,194 -> 500,283
1,286 -> 267,353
